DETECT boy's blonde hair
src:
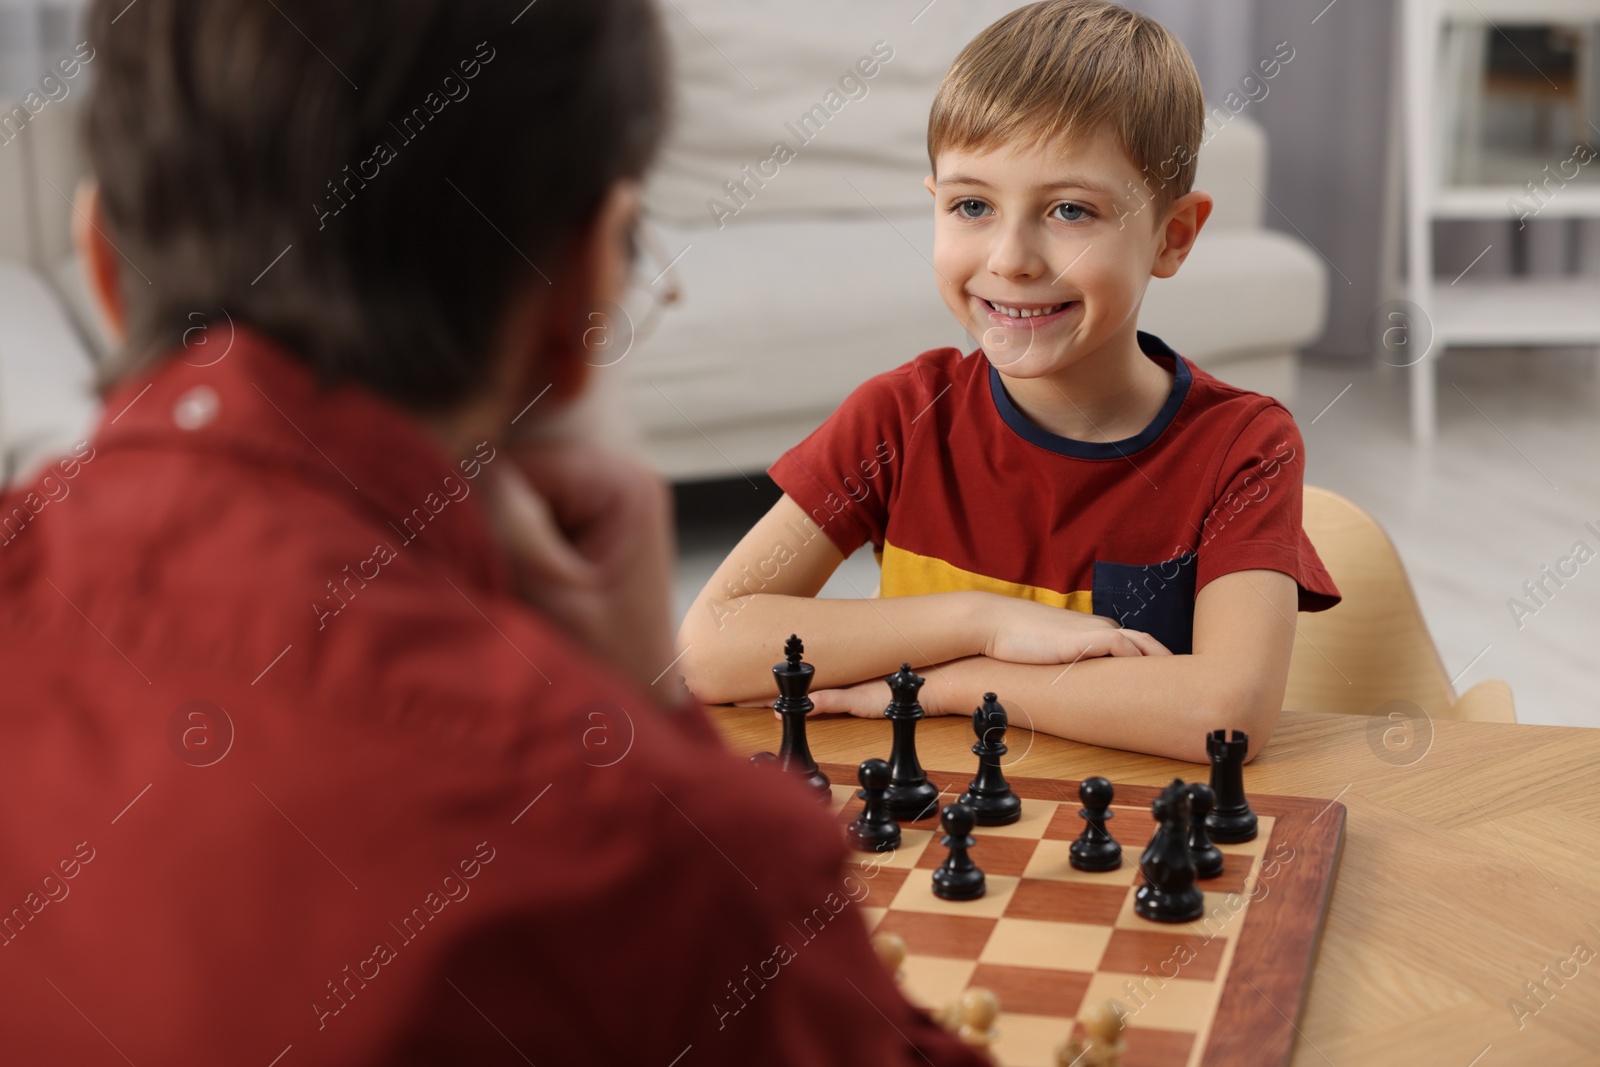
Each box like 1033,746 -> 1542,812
928,0 -> 1204,217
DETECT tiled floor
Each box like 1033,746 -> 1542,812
674,347 -> 1600,729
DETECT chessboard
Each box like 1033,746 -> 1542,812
821,762 -> 1345,1067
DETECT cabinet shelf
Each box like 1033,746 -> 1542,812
1442,0 -> 1600,20
1432,278 -> 1600,345
1434,184 -> 1600,218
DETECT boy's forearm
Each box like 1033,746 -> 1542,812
678,592 -> 991,704
922,654 -> 1281,764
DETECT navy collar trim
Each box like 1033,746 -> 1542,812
987,331 -> 1192,460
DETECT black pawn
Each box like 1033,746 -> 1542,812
883,664 -> 939,821
957,693 -> 1022,826
756,635 -> 829,802
1185,782 -> 1225,880
931,802 -> 986,901
1204,729 -> 1258,843
1134,779 -> 1205,923
1069,776 -> 1122,872
846,758 -> 901,853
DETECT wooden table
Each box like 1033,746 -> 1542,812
714,707 -> 1600,1065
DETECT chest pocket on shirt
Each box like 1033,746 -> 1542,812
1091,553 -> 1198,655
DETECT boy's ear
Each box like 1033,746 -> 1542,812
923,174 -> 936,198
1150,190 -> 1213,280
73,181 -> 128,345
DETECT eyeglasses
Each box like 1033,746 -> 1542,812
588,216 -> 682,368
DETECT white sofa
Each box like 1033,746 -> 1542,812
0,1 -> 1328,487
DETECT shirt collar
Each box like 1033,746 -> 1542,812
94,327 -> 509,592
987,330 -> 1193,460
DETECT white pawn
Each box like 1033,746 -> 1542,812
957,987 -> 1000,1048
871,932 -> 907,984
1080,1001 -> 1126,1067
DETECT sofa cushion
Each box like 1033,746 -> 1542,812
645,0 -> 1032,227
1191,114 -> 1266,231
623,213 -> 965,436
27,95 -> 88,272
0,124 -> 31,264
0,260 -> 98,480
1140,228 -> 1327,360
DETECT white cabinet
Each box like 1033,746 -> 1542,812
1398,0 -> 1600,442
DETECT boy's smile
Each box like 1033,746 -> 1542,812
926,124 -> 1211,441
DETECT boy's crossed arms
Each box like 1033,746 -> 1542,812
679,494 -> 1297,765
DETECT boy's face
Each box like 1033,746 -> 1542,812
925,124 -> 1196,383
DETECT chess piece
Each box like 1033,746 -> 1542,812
931,802 -> 986,901
1080,1001 -> 1126,1066
883,664 -> 939,820
1185,782 -> 1226,879
1069,776 -> 1122,871
871,931 -> 906,984
754,635 -> 829,801
1134,779 -> 1204,923
956,986 -> 1000,1048
847,758 -> 902,853
1056,1035 -> 1087,1067
1204,728 -> 1258,843
957,693 -> 1022,826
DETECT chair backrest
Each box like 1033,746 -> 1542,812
1286,486 -> 1502,720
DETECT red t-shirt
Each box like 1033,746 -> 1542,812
0,330 -> 982,1067
770,333 -> 1339,654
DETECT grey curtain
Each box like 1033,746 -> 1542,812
1130,0 -> 1398,358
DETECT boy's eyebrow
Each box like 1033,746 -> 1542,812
937,174 -> 1121,198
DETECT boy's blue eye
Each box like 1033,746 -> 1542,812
1052,202 -> 1091,223
952,199 -> 990,219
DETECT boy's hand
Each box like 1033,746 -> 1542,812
747,597 -> 1171,717
804,675 -> 966,718
800,613 -> 1164,719
983,597 -> 1171,663
808,675 -> 984,718
486,441 -> 680,697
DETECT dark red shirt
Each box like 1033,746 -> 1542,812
0,330 -> 981,1067
771,333 -> 1339,656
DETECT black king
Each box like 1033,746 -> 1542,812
764,635 -> 830,801
883,664 -> 940,820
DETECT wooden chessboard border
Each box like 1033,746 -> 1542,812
819,763 -> 1347,1066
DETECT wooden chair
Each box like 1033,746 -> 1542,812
1284,486 -> 1516,723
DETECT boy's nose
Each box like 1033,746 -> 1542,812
985,222 -> 1049,281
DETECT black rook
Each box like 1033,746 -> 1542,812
1204,729 -> 1258,843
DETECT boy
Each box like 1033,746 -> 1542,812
681,0 -> 1340,764
0,1 -> 983,1064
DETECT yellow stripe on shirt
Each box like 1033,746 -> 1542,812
878,541 -> 1094,613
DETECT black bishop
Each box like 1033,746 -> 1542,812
957,693 -> 1022,826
